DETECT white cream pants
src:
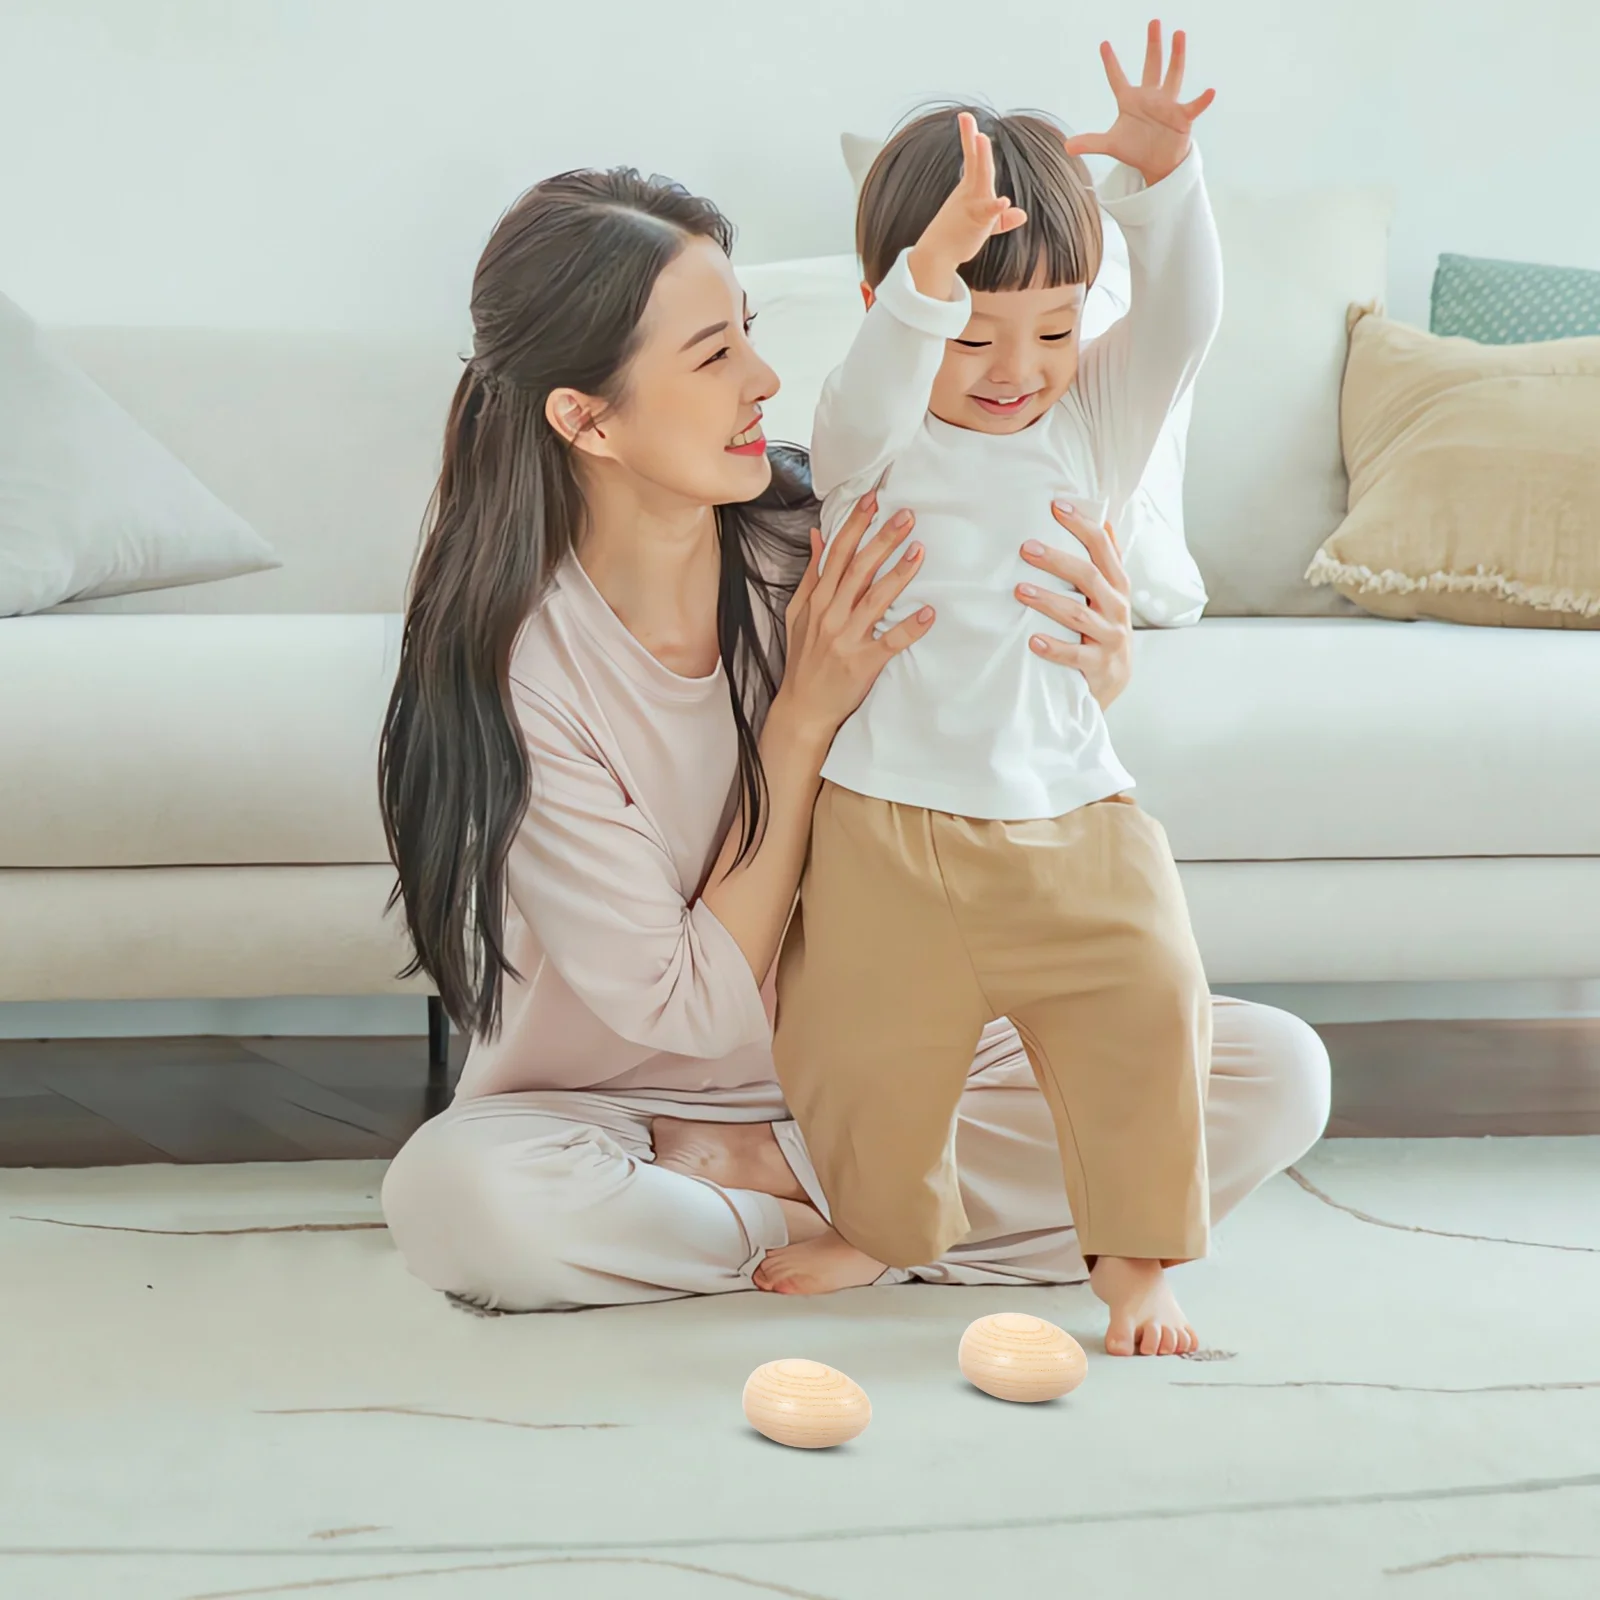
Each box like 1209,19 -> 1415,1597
381,997 -> 1331,1313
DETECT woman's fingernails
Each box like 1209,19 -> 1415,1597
1018,583 -> 1038,598
1030,635 -> 1050,653
891,510 -> 914,529
1023,540 -> 1046,557
1054,501 -> 1075,515
906,542 -> 924,560
918,606 -> 935,622
862,492 -> 879,514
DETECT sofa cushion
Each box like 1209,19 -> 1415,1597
1,292 -> 279,616
0,615 -> 399,868
1430,251 -> 1600,344
6,614 -> 1596,871
42,329 -> 460,615
1180,185 -> 1392,617
1306,309 -> 1600,627
1111,617 -> 1600,860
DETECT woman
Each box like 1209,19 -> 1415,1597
377,168 -> 1330,1352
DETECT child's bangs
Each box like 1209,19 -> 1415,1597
961,128 -> 1102,294
963,222 -> 1093,295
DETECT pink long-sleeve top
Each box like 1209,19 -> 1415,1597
452,553 -> 780,1100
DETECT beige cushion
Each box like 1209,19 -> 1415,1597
1307,308 -> 1600,626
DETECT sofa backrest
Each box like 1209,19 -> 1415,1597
43,180 -> 1394,618
47,327 -> 461,614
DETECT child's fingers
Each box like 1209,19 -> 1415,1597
956,111 -> 979,180
1141,19 -> 1163,87
1100,38 -> 1131,98
975,128 -> 997,199
994,204 -> 1027,235
1163,28 -> 1187,95
1063,132 -> 1114,159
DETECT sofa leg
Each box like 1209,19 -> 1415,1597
427,996 -> 450,1102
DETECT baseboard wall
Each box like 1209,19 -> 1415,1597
2,980 -> 1600,1039
0,995 -> 433,1039
1214,979 -> 1600,1024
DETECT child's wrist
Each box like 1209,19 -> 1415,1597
906,244 -> 961,302
1133,142 -> 1191,190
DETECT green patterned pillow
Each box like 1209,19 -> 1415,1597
1430,252 -> 1600,344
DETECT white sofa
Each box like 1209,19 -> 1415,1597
5,185 -> 1598,1043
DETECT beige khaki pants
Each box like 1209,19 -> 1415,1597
772,784 -> 1211,1269
380,998 -> 1329,1314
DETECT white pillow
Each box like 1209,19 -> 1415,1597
817,129 -> 1207,628
0,290 -> 278,617
1182,186 -> 1393,615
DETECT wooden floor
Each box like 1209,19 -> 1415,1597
0,1020 -> 1597,1167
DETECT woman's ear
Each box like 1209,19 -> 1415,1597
860,281 -> 875,311
546,388 -> 610,454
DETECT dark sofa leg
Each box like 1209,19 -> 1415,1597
427,996 -> 450,1104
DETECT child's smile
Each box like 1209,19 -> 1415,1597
931,280 -> 1088,435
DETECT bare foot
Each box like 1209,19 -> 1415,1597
754,1225 -> 886,1295
650,1117 -> 807,1202
1089,1257 -> 1198,1356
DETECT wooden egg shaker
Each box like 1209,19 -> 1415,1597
742,1359 -> 871,1448
959,1313 -> 1086,1402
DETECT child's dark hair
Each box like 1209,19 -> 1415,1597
856,103 -> 1103,294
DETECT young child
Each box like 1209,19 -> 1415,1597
769,24 -> 1223,1356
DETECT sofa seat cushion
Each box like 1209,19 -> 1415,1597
1113,617 -> 1600,860
0,615 -> 399,868
6,613 -> 1596,872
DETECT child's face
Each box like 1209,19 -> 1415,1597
928,280 -> 1087,435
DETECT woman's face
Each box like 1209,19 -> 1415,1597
566,237 -> 780,508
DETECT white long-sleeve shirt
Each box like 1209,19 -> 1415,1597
812,145 -> 1222,820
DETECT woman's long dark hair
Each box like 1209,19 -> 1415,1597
378,169 -> 812,1041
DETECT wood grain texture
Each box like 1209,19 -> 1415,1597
0,1020 -> 1594,1166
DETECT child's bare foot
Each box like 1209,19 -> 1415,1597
1089,1256 -> 1198,1356
650,1117 -> 808,1202
754,1216 -> 886,1296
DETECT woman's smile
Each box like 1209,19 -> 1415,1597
726,412 -> 766,454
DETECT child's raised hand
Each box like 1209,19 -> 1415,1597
907,112 -> 1027,300
1064,20 -> 1215,188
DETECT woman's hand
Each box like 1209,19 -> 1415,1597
1063,21 -> 1216,189
776,489 -> 934,749
1017,504 -> 1135,710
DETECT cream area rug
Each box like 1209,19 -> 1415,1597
2,1139 -> 1598,1600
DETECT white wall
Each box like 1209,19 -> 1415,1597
4,0 -> 1597,336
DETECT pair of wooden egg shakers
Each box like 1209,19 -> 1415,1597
742,1312 -> 1087,1449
